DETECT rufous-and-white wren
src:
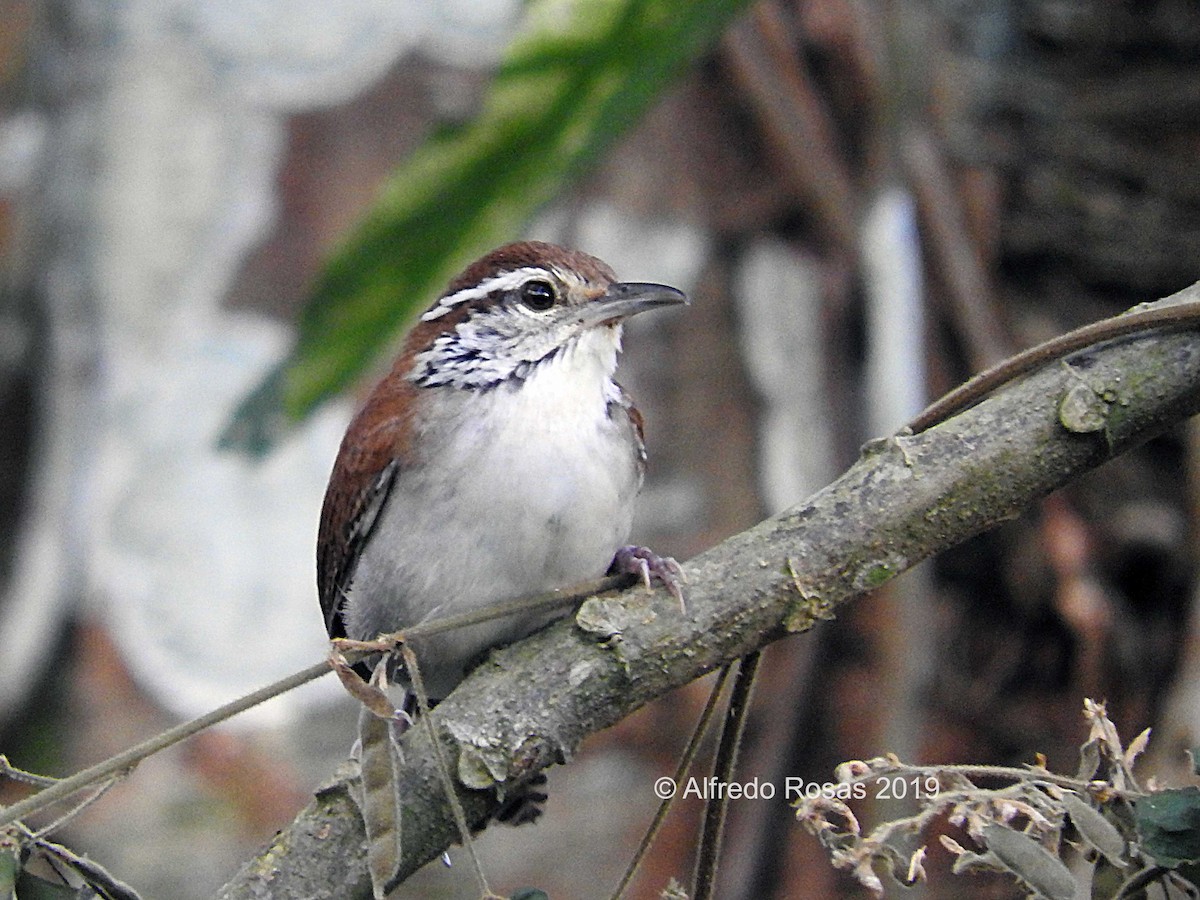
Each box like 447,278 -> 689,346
318,240 -> 687,702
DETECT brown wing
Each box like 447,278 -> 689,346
317,457 -> 397,638
317,374 -> 419,638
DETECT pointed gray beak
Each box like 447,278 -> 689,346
586,281 -> 689,326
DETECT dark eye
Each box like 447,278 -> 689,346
520,279 -> 556,311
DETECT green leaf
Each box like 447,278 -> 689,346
223,0 -> 752,454
1061,792 -> 1127,867
1135,786 -> 1200,867
981,824 -> 1075,900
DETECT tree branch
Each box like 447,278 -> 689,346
216,281 -> 1200,899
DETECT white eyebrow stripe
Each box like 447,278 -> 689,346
420,267 -> 553,321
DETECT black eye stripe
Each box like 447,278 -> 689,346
520,279 -> 556,311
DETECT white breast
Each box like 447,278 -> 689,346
343,327 -> 641,697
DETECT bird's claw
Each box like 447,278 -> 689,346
610,545 -> 687,612
487,774 -> 549,829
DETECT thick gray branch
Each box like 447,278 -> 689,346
216,282 -> 1200,899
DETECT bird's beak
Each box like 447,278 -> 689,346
587,282 -> 689,326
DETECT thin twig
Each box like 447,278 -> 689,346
692,651 -> 762,900
389,574 -> 630,643
842,760 -> 1146,800
608,665 -> 737,900
906,299 -> 1200,433
401,643 -> 500,900
0,572 -> 638,829
0,755 -> 59,788
30,770 -> 132,839
0,659 -> 330,827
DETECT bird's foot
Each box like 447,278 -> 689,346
610,545 -> 687,611
479,774 -> 548,830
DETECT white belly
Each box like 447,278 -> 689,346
343,347 -> 641,698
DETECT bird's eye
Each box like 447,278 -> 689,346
520,280 -> 556,311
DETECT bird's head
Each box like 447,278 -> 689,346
407,241 -> 687,391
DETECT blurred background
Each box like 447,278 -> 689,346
2,0 -> 1200,897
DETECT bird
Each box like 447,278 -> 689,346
317,240 -> 688,706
